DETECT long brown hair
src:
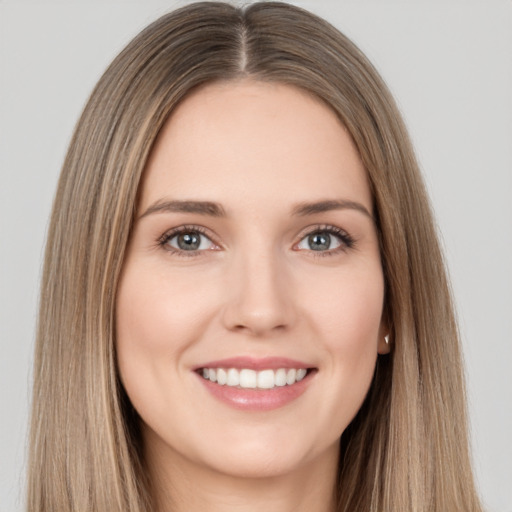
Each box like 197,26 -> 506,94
28,2 -> 482,511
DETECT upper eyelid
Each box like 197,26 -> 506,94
159,224 -> 217,243
295,223 -> 352,240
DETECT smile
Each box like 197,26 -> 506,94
194,357 -> 316,411
199,367 -> 308,389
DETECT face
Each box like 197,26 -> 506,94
116,80 -> 388,481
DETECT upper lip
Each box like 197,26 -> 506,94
194,356 -> 315,371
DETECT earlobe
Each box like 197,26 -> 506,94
378,305 -> 391,354
377,329 -> 392,355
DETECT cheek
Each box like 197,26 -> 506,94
331,283 -> 383,376
116,263 -> 214,356
305,265 -> 384,348
115,263 -> 214,406
301,266 -> 384,422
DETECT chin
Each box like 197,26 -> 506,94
196,429 -> 339,481
204,449 -> 312,480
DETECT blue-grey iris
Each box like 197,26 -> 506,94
177,232 -> 201,250
308,232 -> 331,251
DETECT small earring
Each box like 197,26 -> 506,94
384,334 -> 389,345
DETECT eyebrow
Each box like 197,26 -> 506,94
139,198 -> 373,221
291,199 -> 373,220
139,200 -> 227,219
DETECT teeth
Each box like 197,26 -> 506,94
257,369 -> 275,389
217,368 -> 227,385
275,368 -> 287,387
286,368 -> 296,385
227,368 -> 240,386
296,368 -> 307,381
200,367 -> 309,389
239,369 -> 257,388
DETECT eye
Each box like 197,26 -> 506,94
295,227 -> 354,253
297,231 -> 341,252
160,227 -> 217,253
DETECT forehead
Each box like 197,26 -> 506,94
139,80 -> 372,215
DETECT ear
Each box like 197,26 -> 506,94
377,321 -> 391,355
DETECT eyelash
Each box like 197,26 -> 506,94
157,224 -> 356,258
295,224 -> 356,257
157,225 -> 218,258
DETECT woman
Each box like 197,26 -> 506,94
27,2 -> 483,511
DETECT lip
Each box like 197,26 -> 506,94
194,357 -> 317,411
193,356 -> 314,371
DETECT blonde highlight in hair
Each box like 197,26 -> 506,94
28,2 -> 482,511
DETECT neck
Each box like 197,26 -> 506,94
144,433 -> 339,512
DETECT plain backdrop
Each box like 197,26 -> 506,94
1,1 -> 511,511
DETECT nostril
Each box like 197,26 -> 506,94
230,322 -> 288,335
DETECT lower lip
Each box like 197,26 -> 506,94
196,371 -> 315,411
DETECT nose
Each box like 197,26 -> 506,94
221,248 -> 296,337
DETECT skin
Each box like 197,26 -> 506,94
116,80 -> 389,512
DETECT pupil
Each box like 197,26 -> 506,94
309,232 -> 330,251
178,232 -> 200,250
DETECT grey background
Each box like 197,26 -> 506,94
1,1 -> 511,511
